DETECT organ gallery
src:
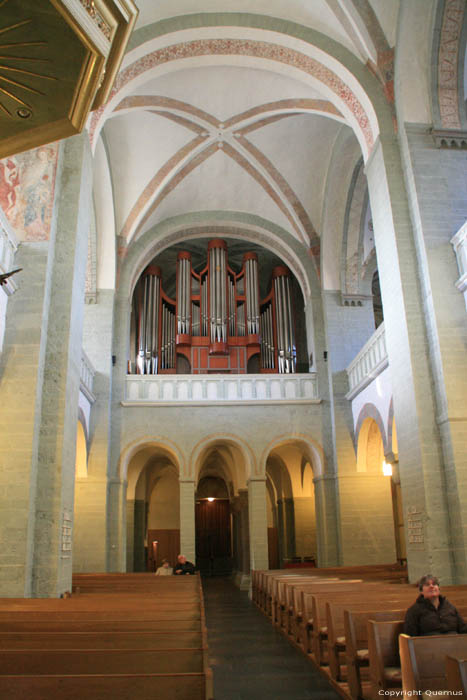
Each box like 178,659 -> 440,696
128,239 -> 300,375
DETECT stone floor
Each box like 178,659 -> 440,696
202,576 -> 341,700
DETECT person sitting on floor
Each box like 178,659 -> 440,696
404,574 -> 467,636
173,554 -> 196,575
155,558 -> 173,576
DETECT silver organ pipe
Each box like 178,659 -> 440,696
273,267 -> 295,373
136,266 -> 161,374
201,277 -> 208,336
243,253 -> 259,336
177,252 -> 191,336
208,239 -> 228,348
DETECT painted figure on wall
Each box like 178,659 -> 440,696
0,144 -> 59,241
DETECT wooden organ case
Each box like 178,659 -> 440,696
129,239 -> 297,375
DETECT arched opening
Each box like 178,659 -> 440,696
126,445 -> 180,572
351,416 -> 397,565
266,442 -> 317,568
127,237 -> 308,376
194,440 -> 248,577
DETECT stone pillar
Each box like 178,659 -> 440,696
125,499 -> 135,572
107,478 -> 126,571
276,499 -> 285,566
0,134 -> 91,597
74,290 -> 115,572
314,474 -> 341,567
365,134 -> 456,581
133,499 -> 146,572
399,126 -> 467,581
248,477 -> 269,571
179,479 -> 195,563
284,497 -> 296,559
232,489 -> 250,589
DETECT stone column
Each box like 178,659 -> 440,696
248,477 -> 269,571
179,479 -> 196,563
232,489 -> 250,588
399,126 -> 467,581
133,499 -> 146,572
107,478 -> 127,571
283,497 -> 296,559
365,134 -> 456,581
74,290 -> 115,572
276,499 -> 285,566
313,474 -> 341,567
0,133 -> 92,597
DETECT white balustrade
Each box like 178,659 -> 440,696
345,322 -> 388,400
451,221 -> 467,310
80,350 -> 96,401
123,372 -> 320,405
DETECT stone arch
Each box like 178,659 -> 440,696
122,213 -> 316,303
259,433 -> 324,478
190,433 -> 255,484
118,436 -> 184,485
431,0 -> 467,132
354,402 -> 388,454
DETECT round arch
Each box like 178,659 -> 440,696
118,436 -> 185,484
259,433 -> 324,478
354,402 -> 388,454
190,433 -> 255,483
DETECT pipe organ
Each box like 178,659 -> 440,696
129,239 -> 297,374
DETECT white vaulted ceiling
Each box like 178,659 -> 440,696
91,0 -> 402,291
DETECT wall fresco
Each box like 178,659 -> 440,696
0,143 -> 59,241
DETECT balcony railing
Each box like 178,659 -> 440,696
80,350 -> 96,402
123,373 -> 320,405
345,322 -> 388,400
451,220 -> 467,310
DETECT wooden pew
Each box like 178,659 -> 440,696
0,673 -> 209,700
0,648 -> 205,675
344,608 -> 406,700
445,655 -> 467,697
368,620 -> 404,700
0,573 -> 213,700
0,630 -> 203,649
400,633 -> 467,695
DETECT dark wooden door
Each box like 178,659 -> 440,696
147,529 -> 180,572
195,499 -> 232,575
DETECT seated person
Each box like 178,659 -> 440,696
155,558 -> 173,576
173,554 -> 196,575
404,574 -> 467,636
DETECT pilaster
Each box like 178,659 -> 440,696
365,133 -> 456,581
179,479 -> 196,563
247,477 -> 268,571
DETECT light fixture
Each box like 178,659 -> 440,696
382,461 -> 392,477
207,497 -> 215,502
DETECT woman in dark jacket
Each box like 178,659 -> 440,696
404,574 -> 467,636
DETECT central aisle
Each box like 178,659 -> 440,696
202,577 -> 341,700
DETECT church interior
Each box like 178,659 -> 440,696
0,0 -> 466,604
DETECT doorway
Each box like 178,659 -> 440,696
195,499 -> 232,575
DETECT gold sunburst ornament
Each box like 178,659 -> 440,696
0,4 -> 57,121
0,0 -> 138,159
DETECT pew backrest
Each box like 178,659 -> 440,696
400,633 -> 467,693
